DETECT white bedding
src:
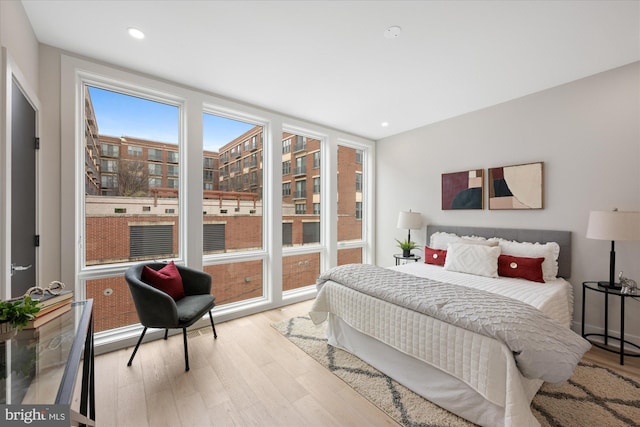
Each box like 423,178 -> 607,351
309,263 -> 579,427
392,263 -> 574,328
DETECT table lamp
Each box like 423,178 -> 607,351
397,210 -> 423,244
586,209 -> 640,289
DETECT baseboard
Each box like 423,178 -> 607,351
574,320 -> 640,351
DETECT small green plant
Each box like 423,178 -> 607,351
395,239 -> 418,251
0,296 -> 40,330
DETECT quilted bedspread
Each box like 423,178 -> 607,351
312,263 -> 590,383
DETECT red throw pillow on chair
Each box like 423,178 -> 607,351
141,261 -> 185,300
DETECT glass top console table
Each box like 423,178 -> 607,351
1,299 -> 95,426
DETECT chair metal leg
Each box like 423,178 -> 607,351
182,328 -> 189,371
127,327 -> 148,367
209,311 -> 217,339
164,329 -> 168,340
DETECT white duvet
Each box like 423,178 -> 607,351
309,263 -> 580,427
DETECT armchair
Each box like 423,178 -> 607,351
124,262 -> 217,371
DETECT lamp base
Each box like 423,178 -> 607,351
597,281 -> 622,290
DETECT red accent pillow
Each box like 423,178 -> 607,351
141,261 -> 185,300
497,255 -> 545,283
424,246 -> 447,266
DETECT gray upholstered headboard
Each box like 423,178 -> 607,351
426,225 -> 572,278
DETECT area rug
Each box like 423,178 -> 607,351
272,316 -> 640,427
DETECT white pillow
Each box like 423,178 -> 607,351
489,238 -> 560,280
430,232 -> 496,250
430,232 -> 462,250
444,243 -> 501,278
461,238 -> 499,247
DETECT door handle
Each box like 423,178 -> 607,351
11,263 -> 32,276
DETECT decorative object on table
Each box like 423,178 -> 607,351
586,209 -> 640,289
396,210 -> 423,256
618,272 -> 637,295
395,239 -> 418,258
24,302 -> 72,329
441,169 -> 483,209
0,296 -> 41,339
488,161 -> 543,210
23,280 -> 65,300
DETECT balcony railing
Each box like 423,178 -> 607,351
294,190 -> 307,199
294,166 -> 306,176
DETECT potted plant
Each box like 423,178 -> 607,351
0,296 -> 40,339
395,239 -> 418,257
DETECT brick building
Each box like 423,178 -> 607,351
83,95 -> 363,332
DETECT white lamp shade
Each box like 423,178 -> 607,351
586,210 -> 640,241
397,211 -> 423,230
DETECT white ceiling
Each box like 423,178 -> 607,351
21,0 -> 640,140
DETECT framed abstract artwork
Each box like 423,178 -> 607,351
488,162 -> 543,210
441,169 -> 484,210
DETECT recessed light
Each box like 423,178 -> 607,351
384,26 -> 401,39
128,27 -> 145,40
381,122 -> 389,127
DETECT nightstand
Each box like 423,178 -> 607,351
582,281 -> 640,365
394,254 -> 421,265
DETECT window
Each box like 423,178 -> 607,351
294,135 -> 306,152
83,85 -> 180,284
202,112 -> 265,305
167,165 -> 179,177
71,63 -> 373,341
148,163 -> 162,176
282,160 -> 291,175
294,180 -> 306,199
127,145 -> 142,157
101,175 -> 117,188
101,159 -> 116,173
282,182 -> 291,196
294,156 -> 306,175
148,148 -> 163,161
338,144 -> 365,243
282,131 -> 323,291
100,143 -> 119,158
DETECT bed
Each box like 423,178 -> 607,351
309,225 -> 590,427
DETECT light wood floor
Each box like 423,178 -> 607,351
89,300 -> 640,427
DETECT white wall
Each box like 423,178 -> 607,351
376,62 -> 640,342
0,0 -> 39,93
0,0 -> 42,298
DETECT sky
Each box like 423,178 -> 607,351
88,86 -> 254,151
